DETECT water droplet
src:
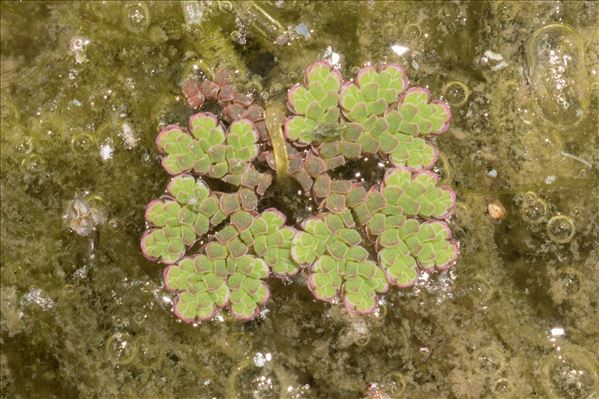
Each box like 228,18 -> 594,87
381,371 -> 407,396
105,332 -> 138,365
382,23 -> 396,39
442,81 -> 470,107
21,154 -> 45,173
519,192 -> 548,223
218,0 -> 233,12
135,335 -> 163,369
404,23 -> 422,40
494,378 -> 512,393
70,133 -> 95,153
13,135 -> 33,155
547,215 -> 575,244
122,2 -> 151,33
556,267 -> 582,298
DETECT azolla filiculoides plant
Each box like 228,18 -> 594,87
141,61 -> 458,322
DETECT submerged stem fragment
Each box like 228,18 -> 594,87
265,100 -> 290,182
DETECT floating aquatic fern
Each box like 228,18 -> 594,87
142,63 -> 458,322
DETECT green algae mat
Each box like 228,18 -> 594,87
1,1 -> 598,398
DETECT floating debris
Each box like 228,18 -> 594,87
64,195 -> 105,236
487,199 -> 507,221
120,122 -> 139,149
69,36 -> 91,64
560,151 -> 592,169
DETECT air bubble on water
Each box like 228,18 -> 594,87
122,2 -> 150,33
519,192 -> 548,223
442,81 -> 470,107
69,36 -> 90,64
404,23 -> 422,39
547,215 -> 575,244
71,133 -> 95,153
181,1 -> 204,26
527,24 -> 589,126
13,135 -> 33,155
218,1 -> 233,12
105,331 -> 138,365
21,153 -> 45,173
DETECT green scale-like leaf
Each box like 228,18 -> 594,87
164,255 -> 229,322
165,241 -> 272,321
142,190 -> 214,264
157,113 -> 262,187
286,62 -> 342,144
339,64 -> 408,123
292,211 -> 390,314
156,126 -> 196,175
227,256 -> 270,320
382,168 -> 455,219
245,210 -> 300,277
394,88 -> 451,136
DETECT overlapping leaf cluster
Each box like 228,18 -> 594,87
142,62 -> 458,322
284,62 -> 457,312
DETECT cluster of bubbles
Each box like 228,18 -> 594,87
516,192 -> 576,245
540,347 -> 598,399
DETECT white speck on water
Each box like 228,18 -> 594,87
484,50 -> 504,61
295,23 -> 310,39
491,60 -> 509,71
323,46 -> 341,66
21,288 -> 55,310
120,122 -> 139,149
73,265 -> 89,280
391,44 -> 409,56
551,327 -> 565,337
100,142 -> 113,161
253,352 -> 272,367
181,1 -> 204,25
